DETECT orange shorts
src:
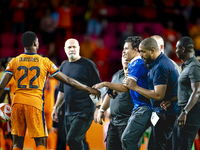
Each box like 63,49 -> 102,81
11,104 -> 48,138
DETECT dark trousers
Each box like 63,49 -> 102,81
148,113 -> 176,150
106,122 -> 127,150
65,114 -> 93,150
121,105 -> 152,150
172,104 -> 200,150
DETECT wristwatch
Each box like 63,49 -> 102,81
96,105 -> 101,109
181,108 -> 188,114
53,106 -> 60,110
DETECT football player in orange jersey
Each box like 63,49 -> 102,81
43,75 -> 58,150
0,31 -> 100,150
0,57 -> 14,150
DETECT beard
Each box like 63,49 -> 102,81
142,56 -> 153,65
67,53 -> 79,60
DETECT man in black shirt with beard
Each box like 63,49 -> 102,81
52,38 -> 101,150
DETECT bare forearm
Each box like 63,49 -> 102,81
184,91 -> 200,113
103,82 -> 128,92
0,73 -> 12,97
54,92 -> 65,108
100,94 -> 111,111
54,72 -> 91,92
135,86 -> 163,100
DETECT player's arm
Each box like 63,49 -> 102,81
184,82 -> 200,113
124,78 -> 167,100
53,71 -> 100,99
93,82 -> 128,92
52,91 -> 65,122
0,73 -> 13,97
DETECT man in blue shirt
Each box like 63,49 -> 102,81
125,37 -> 179,150
93,36 -> 152,150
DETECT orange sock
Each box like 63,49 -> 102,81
36,145 -> 47,150
13,147 -> 22,150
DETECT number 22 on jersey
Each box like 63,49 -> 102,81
17,66 -> 40,89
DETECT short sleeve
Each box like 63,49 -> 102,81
88,63 -> 101,86
5,58 -> 15,75
189,65 -> 200,83
128,61 -> 145,82
153,67 -> 168,86
58,63 -> 64,92
45,58 -> 59,76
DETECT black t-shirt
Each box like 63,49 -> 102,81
110,69 -> 134,126
59,57 -> 101,116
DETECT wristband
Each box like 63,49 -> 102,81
99,109 -> 105,113
181,108 -> 188,114
53,106 -> 60,110
96,105 -> 101,109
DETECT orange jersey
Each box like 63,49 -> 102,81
5,53 -> 59,110
44,77 -> 57,114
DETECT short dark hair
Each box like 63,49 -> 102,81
140,37 -> 159,52
179,36 -> 194,51
125,36 -> 143,49
21,31 -> 37,47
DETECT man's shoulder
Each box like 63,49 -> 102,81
113,69 -> 124,78
81,57 -> 96,65
129,58 -> 144,67
112,69 -> 124,82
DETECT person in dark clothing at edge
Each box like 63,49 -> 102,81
52,38 -> 101,150
173,36 -> 200,150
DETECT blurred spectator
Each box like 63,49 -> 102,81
40,8 -> 58,58
80,34 -> 97,61
94,37 -> 109,81
40,8 -> 58,45
56,0 -> 73,41
9,0 -> 29,34
189,17 -> 200,56
85,0 -> 107,37
141,27 -> 152,39
118,23 -> 135,49
162,20 -> 180,61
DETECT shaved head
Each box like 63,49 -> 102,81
140,37 -> 159,52
151,35 -> 164,53
65,38 -> 79,47
64,38 -> 80,62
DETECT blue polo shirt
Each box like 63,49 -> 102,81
128,56 -> 151,111
147,53 -> 179,114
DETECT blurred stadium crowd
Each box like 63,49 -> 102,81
1,0 -> 200,150
1,0 -> 200,81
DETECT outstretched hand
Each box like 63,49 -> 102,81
92,82 -> 105,89
88,87 -> 101,100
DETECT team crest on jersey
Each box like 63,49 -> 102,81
52,64 -> 57,70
